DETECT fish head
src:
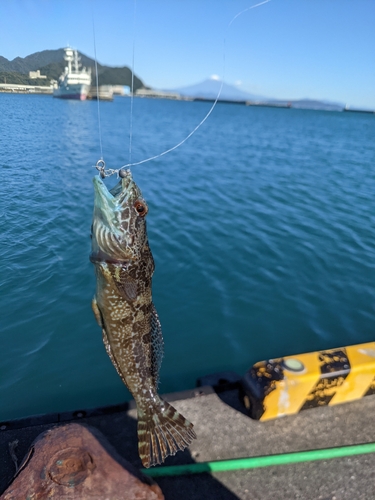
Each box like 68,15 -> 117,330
91,169 -> 149,262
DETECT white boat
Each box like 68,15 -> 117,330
53,48 -> 91,100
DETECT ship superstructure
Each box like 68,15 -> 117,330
53,48 -> 91,100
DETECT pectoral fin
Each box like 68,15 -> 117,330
101,326 -> 127,386
91,296 -> 103,327
92,295 -> 126,383
113,267 -> 138,301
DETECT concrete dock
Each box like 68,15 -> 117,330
1,386 -> 375,499
0,83 -> 53,94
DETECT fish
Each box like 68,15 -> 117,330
90,169 -> 196,467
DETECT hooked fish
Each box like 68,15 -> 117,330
90,169 -> 196,467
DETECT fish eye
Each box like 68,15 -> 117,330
134,201 -> 147,217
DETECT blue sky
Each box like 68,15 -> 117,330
1,0 -> 374,108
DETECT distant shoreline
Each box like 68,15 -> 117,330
0,83 -> 52,94
1,86 -> 374,114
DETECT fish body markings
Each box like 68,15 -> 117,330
90,171 -> 196,467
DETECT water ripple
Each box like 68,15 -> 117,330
1,95 -> 375,418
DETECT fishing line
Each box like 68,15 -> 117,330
95,0 -> 271,178
128,0 -> 137,165
228,0 -> 270,27
92,11 -> 104,161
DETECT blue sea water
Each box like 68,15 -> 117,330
0,94 -> 374,421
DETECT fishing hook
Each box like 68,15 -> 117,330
94,159 -> 120,178
95,159 -> 106,178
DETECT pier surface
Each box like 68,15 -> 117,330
1,388 -> 375,499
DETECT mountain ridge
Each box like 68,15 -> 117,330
0,48 -> 146,89
1,50 -> 344,110
170,78 -> 344,110
173,78 -> 268,101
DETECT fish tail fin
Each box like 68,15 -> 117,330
137,400 -> 196,468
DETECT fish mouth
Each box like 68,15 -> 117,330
92,168 -> 141,235
93,169 -> 139,208
91,169 -> 143,263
